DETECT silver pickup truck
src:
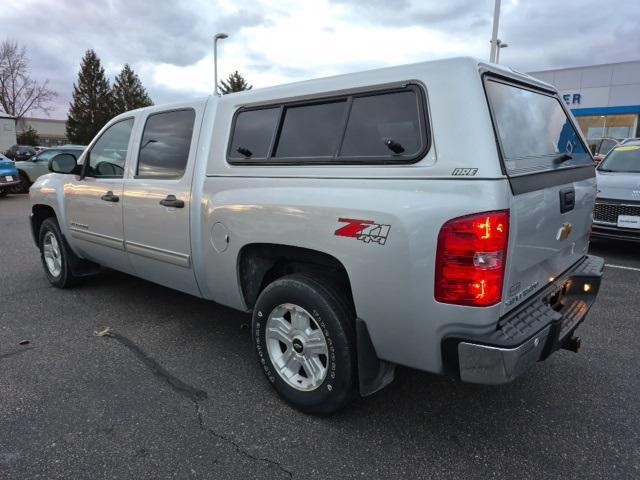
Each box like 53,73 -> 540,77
29,57 -> 604,413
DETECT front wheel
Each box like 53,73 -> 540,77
11,172 -> 30,193
39,217 -> 79,288
0,188 -> 7,198
252,274 -> 357,414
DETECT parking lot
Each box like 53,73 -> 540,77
0,193 -> 638,479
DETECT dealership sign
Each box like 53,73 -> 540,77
562,93 -> 581,105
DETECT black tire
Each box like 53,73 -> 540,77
252,274 -> 357,414
0,188 -> 7,198
11,171 -> 30,194
39,217 -> 79,288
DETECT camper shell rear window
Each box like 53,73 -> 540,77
227,84 -> 430,165
484,77 -> 592,176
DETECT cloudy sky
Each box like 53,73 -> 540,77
3,0 -> 639,119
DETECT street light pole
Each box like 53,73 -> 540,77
496,39 -> 508,64
213,33 -> 228,96
489,0 -> 501,63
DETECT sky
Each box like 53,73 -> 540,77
2,0 -> 639,119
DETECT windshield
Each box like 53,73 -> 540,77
34,149 -> 81,161
599,145 -> 640,173
34,150 -> 59,161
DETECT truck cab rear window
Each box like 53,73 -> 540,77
485,79 -> 590,175
228,85 -> 428,164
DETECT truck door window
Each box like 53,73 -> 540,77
229,108 -> 279,161
136,109 -> 196,179
340,90 -> 422,158
274,100 -> 347,158
85,118 -> 134,178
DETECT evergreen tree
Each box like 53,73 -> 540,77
219,71 -> 252,95
17,126 -> 39,146
111,64 -> 153,116
66,50 -> 112,144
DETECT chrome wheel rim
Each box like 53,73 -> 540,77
43,231 -> 62,277
265,303 -> 329,392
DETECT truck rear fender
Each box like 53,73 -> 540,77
237,243 -> 394,396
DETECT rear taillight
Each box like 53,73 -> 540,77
435,210 -> 509,307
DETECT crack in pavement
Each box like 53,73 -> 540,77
100,329 -> 293,478
193,402 -> 293,479
104,330 -> 208,402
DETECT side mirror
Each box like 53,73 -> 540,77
48,153 -> 79,174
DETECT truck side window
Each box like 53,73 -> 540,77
275,101 -> 347,158
340,91 -> 422,158
229,108 -> 279,160
136,109 -> 195,179
85,118 -> 134,178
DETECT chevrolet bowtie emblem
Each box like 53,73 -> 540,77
556,223 -> 573,241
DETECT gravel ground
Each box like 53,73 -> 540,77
1,193 -> 638,479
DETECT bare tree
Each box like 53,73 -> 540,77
0,40 -> 57,120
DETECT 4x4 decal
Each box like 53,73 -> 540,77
335,218 -> 391,245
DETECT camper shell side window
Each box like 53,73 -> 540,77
227,84 -> 430,165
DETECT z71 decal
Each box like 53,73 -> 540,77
334,218 -> 391,245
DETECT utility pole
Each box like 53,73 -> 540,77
489,0 -> 501,63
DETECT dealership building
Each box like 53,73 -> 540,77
529,60 -> 640,141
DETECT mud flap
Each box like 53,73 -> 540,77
60,233 -> 101,277
356,318 -> 395,396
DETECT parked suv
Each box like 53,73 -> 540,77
29,58 -> 603,413
593,141 -> 640,241
5,145 -> 36,161
13,145 -> 85,193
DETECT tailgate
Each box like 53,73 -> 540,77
484,76 -> 597,315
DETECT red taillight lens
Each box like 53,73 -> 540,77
435,210 -> 509,307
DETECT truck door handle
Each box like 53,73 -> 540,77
559,187 -> 575,213
101,191 -> 119,202
159,194 -> 184,208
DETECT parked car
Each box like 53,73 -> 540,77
0,153 -> 21,198
13,145 -> 85,193
5,144 -> 37,161
29,57 -> 604,413
589,137 -> 619,164
620,137 -> 640,145
593,141 -> 640,241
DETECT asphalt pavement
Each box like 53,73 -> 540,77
1,193 -> 639,479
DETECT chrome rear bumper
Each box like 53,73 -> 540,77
457,326 -> 551,384
442,255 -> 604,385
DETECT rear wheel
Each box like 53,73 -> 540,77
252,274 -> 357,414
0,188 -> 7,198
39,217 -> 79,288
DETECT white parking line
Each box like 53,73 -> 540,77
605,263 -> 640,272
